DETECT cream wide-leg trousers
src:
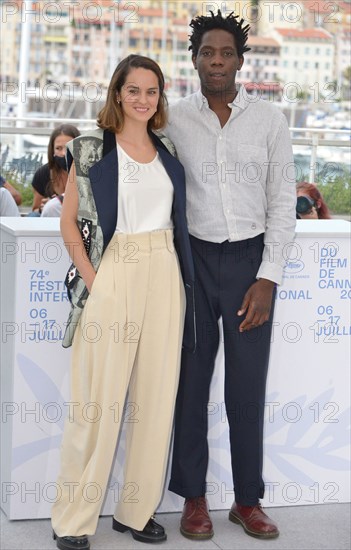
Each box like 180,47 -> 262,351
51,230 -> 185,536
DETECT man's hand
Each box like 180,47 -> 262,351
237,279 -> 276,332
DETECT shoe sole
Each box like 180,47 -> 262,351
113,519 -> 167,544
53,531 -> 90,550
180,526 -> 214,540
228,511 -> 279,539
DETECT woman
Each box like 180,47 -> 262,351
30,124 -> 80,214
51,55 -> 195,550
296,182 -> 331,219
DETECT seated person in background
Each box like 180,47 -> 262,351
0,187 -> 20,216
30,124 -> 80,215
41,193 -> 64,217
296,182 -> 331,219
0,174 -> 22,205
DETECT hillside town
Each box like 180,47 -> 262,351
1,0 -> 350,115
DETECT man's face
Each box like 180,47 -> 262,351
192,29 -> 243,96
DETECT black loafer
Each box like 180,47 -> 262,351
112,516 -> 167,543
53,531 -> 90,550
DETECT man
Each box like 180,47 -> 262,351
164,10 -> 296,540
0,175 -> 22,206
0,187 -> 20,216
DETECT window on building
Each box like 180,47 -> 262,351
316,47 -> 320,55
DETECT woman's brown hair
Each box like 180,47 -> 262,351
97,55 -> 168,133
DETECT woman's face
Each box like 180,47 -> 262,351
118,67 -> 160,124
297,191 -> 319,219
54,134 -> 73,157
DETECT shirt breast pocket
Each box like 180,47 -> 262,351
238,144 -> 268,189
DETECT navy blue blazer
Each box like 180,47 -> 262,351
85,129 -> 196,353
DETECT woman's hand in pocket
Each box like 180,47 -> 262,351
85,269 -> 96,294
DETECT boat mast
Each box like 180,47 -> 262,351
16,0 -> 32,156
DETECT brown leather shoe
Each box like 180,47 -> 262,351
180,496 -> 214,539
229,503 -> 279,539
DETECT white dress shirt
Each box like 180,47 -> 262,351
164,85 -> 296,284
0,187 -> 20,217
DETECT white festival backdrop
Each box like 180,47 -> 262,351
0,218 -> 350,519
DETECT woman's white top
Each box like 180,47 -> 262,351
41,194 -> 63,217
116,144 -> 174,234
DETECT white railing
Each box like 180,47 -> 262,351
1,118 -> 350,184
290,127 -> 350,182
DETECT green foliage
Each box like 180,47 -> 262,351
343,66 -> 351,85
2,171 -> 34,207
318,175 -> 351,216
298,172 -> 351,215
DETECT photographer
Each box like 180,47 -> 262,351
296,182 -> 331,219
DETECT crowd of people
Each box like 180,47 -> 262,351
0,9 -> 337,550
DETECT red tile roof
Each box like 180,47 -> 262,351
302,0 -> 338,12
340,1 -> 351,13
302,0 -> 351,14
275,28 -> 333,40
248,37 -> 280,47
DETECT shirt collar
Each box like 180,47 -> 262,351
194,84 -> 249,111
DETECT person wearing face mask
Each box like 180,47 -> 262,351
296,182 -> 331,219
29,124 -> 80,216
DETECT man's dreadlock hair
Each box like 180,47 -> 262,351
189,10 -> 251,58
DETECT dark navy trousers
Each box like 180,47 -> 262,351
169,233 -> 276,506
